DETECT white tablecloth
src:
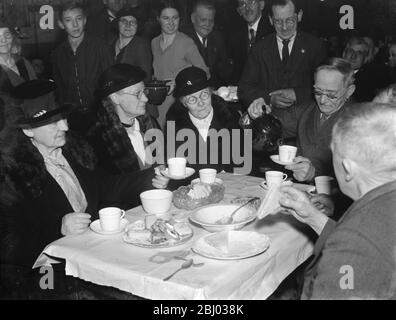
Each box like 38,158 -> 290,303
34,173 -> 315,300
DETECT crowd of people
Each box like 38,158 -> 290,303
1,0 -> 396,300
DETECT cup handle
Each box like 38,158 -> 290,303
120,210 -> 126,219
282,174 -> 288,181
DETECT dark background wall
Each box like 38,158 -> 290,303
2,0 -> 396,66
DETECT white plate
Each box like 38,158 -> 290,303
270,155 -> 294,166
192,231 -> 270,260
191,178 -> 223,185
123,228 -> 193,248
90,219 -> 128,235
162,167 -> 195,180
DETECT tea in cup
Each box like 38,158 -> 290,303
99,207 -> 125,232
264,171 -> 288,189
314,176 -> 334,195
168,157 -> 187,177
199,168 -> 217,184
279,145 -> 297,163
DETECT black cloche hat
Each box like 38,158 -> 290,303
173,66 -> 211,98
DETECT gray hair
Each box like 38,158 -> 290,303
315,57 -> 355,87
332,102 -> 396,174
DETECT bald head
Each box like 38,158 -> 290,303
332,102 -> 396,174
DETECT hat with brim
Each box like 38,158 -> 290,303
12,79 -> 76,129
173,66 -> 212,98
116,6 -> 142,24
96,64 -> 146,98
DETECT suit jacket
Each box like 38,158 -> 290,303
114,36 -> 153,83
238,32 -> 327,109
86,7 -> 117,45
301,180 -> 396,299
182,26 -> 233,88
227,14 -> 273,85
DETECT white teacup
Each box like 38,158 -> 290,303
199,168 -> 217,184
99,207 -> 126,232
264,171 -> 288,189
168,157 -> 187,177
314,176 -> 334,195
279,145 -> 297,163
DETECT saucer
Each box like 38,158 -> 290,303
90,219 -> 128,235
191,178 -> 223,185
161,167 -> 195,180
260,180 -> 292,190
270,155 -> 295,166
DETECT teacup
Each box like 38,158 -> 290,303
199,168 -> 217,184
168,157 -> 187,177
314,176 -> 334,195
279,145 -> 297,163
99,207 -> 125,232
263,171 -> 288,189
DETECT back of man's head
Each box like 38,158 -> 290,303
332,102 -> 396,175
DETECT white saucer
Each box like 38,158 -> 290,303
270,155 -> 295,166
191,178 -> 223,185
260,180 -> 291,190
90,219 -> 128,235
162,167 -> 195,180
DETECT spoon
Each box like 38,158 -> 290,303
163,259 -> 194,281
174,256 -> 205,267
217,197 -> 260,224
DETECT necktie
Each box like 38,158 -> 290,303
202,37 -> 209,63
249,28 -> 256,50
282,39 -> 290,64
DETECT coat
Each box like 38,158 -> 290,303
0,130 -> 154,269
166,94 -> 245,174
238,32 -> 327,109
182,26 -> 233,88
302,180 -> 396,299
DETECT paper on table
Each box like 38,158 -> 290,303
256,186 -> 283,219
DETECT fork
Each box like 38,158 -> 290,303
163,259 -> 194,281
174,256 -> 205,267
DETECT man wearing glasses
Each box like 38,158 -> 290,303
166,66 -> 242,173
227,0 -> 272,84
248,58 -> 355,183
239,0 -> 326,122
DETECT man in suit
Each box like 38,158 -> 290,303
182,0 -> 233,88
280,102 -> 396,299
239,0 -> 326,120
227,0 -> 272,84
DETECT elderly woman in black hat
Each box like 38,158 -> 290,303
113,7 -> 152,83
166,66 -> 244,173
90,64 -> 167,183
0,79 -> 162,298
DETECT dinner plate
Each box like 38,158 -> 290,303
90,219 -> 128,235
192,231 -> 270,260
191,178 -> 223,185
161,167 -> 195,180
123,228 -> 193,248
270,155 -> 294,166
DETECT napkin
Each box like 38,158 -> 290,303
256,186 -> 283,219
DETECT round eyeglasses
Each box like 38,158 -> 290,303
272,15 -> 297,28
122,88 -> 149,100
119,18 -> 138,27
185,90 -> 211,105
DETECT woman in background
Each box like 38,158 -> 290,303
151,0 -> 209,129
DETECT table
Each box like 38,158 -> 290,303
34,173 -> 315,300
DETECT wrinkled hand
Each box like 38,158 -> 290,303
310,194 -> 334,217
285,156 -> 315,182
279,186 -> 328,234
247,97 -> 271,119
269,89 -> 296,108
61,213 -> 91,236
152,165 -> 170,189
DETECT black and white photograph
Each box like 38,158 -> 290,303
0,0 -> 396,303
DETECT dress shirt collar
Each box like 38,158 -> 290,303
276,33 -> 297,59
248,14 -> 262,33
